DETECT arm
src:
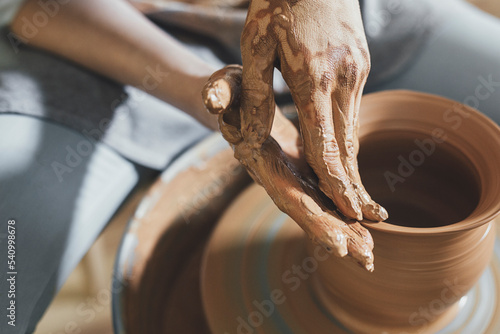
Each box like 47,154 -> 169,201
10,0 -> 218,129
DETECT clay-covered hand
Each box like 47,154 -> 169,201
203,65 -> 375,271
239,0 -> 388,222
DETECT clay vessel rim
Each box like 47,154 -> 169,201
361,211 -> 500,235
360,90 -> 500,236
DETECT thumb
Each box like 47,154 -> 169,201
202,65 -> 243,115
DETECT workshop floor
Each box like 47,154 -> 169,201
34,1 -> 500,333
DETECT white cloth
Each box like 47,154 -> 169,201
0,0 -> 25,27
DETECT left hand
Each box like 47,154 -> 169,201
203,65 -> 376,271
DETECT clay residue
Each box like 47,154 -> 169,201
203,65 -> 377,271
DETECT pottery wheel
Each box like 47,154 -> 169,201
112,134 -> 251,334
113,133 -> 500,334
202,184 -> 500,334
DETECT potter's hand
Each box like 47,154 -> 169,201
203,65 -> 375,271
238,0 -> 388,221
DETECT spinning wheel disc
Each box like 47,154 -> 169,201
202,185 -> 500,334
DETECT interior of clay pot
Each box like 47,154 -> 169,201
358,130 -> 481,228
357,91 -> 500,233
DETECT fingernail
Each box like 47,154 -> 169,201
378,206 -> 389,221
330,231 -> 347,257
350,243 -> 374,272
362,203 -> 389,222
362,250 -> 374,272
370,204 -> 388,221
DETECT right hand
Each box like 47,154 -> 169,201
236,0 -> 388,222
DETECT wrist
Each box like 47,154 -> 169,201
149,62 -> 218,130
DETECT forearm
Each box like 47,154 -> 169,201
10,0 -> 218,129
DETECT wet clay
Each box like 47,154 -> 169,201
202,91 -> 500,334
238,0 -> 386,223
312,91 -> 500,333
118,91 -> 500,334
358,131 -> 480,228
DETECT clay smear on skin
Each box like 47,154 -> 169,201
242,0 -> 381,222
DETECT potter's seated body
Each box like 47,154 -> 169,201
1,0 -> 500,333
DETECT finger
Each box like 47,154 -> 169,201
238,137 -> 374,270
352,89 -> 388,221
341,222 -> 374,271
202,65 -> 244,144
217,114 -> 242,145
240,20 -> 278,149
294,90 -> 362,221
202,65 -> 292,143
332,79 -> 388,221
271,108 -> 307,169
202,65 -> 243,115
202,65 -> 299,150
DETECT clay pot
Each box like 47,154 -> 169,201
310,90 -> 500,333
202,91 -> 500,334
114,91 -> 500,333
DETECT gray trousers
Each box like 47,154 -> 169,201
0,114 -> 144,333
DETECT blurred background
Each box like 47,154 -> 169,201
33,1 -> 500,333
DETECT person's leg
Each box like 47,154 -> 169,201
0,114 -> 142,333
366,0 -> 500,124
